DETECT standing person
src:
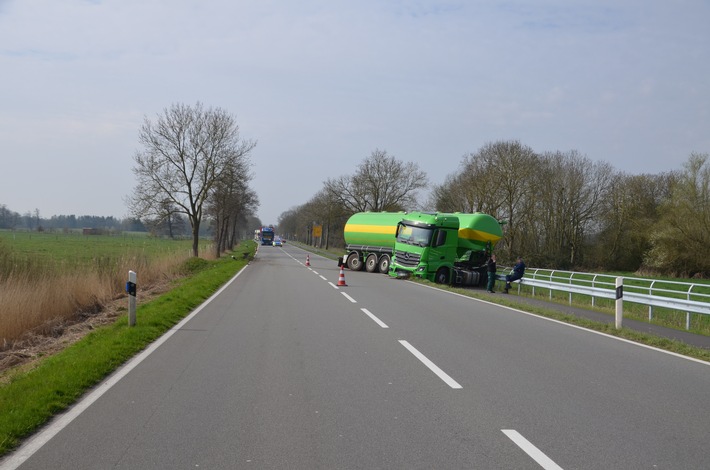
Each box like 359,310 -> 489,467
504,257 -> 526,293
486,254 -> 497,293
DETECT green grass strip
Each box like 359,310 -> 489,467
0,241 -> 256,457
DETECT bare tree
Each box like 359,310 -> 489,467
0,205 -> 19,229
435,141 -> 537,260
208,158 -> 259,256
145,200 -> 189,238
324,149 -> 428,214
645,153 -> 710,276
431,149 -> 510,215
33,208 -> 42,232
590,172 -> 674,270
308,189 -> 349,249
277,207 -> 302,242
477,141 -> 538,260
429,173 -> 465,213
127,102 -> 256,257
529,151 -> 612,267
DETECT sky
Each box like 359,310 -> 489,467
1,1 -> 708,226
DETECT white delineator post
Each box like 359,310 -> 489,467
127,270 -> 137,326
615,277 -> 623,329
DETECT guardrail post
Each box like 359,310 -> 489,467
649,281 -> 655,322
126,270 -> 137,326
686,287 -> 693,330
615,277 -> 623,329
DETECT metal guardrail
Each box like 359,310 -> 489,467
500,268 -> 710,330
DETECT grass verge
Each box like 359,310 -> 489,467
421,279 -> 710,363
0,241 -> 256,457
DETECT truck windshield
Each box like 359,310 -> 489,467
396,224 -> 433,247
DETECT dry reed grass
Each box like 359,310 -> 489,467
0,250 -> 207,350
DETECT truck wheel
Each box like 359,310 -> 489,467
435,267 -> 450,284
378,255 -> 391,274
346,253 -> 364,271
365,254 -> 379,273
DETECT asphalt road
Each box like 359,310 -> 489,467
4,244 -> 710,469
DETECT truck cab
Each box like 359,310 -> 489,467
389,212 -> 460,283
261,227 -> 275,246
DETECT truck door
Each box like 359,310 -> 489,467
429,229 -> 454,271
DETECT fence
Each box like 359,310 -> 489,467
501,268 -> 710,330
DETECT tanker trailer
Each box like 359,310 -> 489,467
342,212 -> 405,273
448,212 -> 504,286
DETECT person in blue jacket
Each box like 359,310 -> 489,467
504,257 -> 526,293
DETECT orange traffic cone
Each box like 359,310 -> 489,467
306,255 -> 310,267
337,266 -> 347,286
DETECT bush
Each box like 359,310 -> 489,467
179,257 -> 210,275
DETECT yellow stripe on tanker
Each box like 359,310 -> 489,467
343,212 -> 403,248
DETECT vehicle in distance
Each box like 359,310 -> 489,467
260,227 -> 275,246
273,238 -> 283,247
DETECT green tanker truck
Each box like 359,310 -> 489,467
342,211 -> 404,273
342,211 -> 504,287
388,211 -> 504,286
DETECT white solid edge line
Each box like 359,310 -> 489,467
411,282 -> 710,367
361,308 -> 389,328
341,292 -> 357,303
398,340 -> 462,389
0,264 -> 251,470
502,429 -> 564,470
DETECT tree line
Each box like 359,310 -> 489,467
277,142 -> 710,278
0,204 -> 262,242
0,208 -> 144,233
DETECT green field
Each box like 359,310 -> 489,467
0,230 -> 210,271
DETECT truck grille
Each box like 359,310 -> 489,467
394,250 -> 421,268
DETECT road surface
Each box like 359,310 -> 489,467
3,244 -> 710,469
